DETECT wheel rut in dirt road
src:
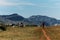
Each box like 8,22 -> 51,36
40,28 -> 51,40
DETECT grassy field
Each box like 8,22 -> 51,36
44,26 -> 60,40
0,27 -> 43,40
0,26 -> 60,40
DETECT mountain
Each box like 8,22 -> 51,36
27,15 -> 58,26
0,14 -> 25,21
0,13 -> 25,24
0,14 -> 59,26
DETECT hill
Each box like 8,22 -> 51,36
27,15 -> 58,26
0,13 -> 60,26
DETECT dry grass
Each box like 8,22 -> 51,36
0,26 -> 60,40
45,26 -> 60,40
0,27 -> 42,40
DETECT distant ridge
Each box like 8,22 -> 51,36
0,13 -> 60,26
0,13 -> 25,21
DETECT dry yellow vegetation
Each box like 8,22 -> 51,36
0,27 -> 42,40
45,26 -> 60,40
0,26 -> 60,40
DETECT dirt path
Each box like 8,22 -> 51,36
40,28 -> 51,40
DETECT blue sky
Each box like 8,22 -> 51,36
0,0 -> 60,19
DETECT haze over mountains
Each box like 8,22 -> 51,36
0,13 -> 60,26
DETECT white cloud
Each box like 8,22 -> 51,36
17,2 -> 35,6
0,0 -> 12,6
0,0 -> 48,7
0,0 -> 35,6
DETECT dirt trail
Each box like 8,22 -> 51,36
40,28 -> 51,40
